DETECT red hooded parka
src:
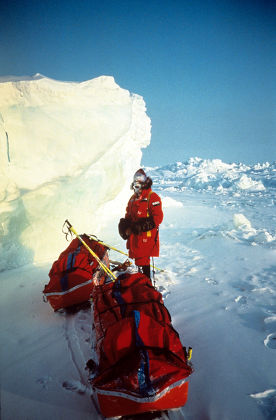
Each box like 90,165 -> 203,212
125,188 -> 163,264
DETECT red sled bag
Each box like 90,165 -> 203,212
43,235 -> 108,311
90,272 -> 193,418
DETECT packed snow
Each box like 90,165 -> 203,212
1,76 -> 276,420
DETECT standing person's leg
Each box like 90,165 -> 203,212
135,257 -> 151,280
141,265 -> 151,279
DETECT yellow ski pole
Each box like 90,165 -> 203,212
88,235 -> 165,273
64,220 -> 117,282
89,235 -> 129,257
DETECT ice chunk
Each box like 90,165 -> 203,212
235,174 -> 265,191
233,214 -> 253,230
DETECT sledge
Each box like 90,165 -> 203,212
43,234 -> 109,311
88,271 -> 193,418
43,221 -> 193,417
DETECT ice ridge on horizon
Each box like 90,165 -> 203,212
147,158 -> 276,194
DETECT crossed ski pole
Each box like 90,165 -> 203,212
62,219 -> 165,277
63,220 -> 117,282
88,234 -> 165,273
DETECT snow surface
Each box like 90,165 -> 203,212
1,158 -> 276,420
1,76 -> 276,419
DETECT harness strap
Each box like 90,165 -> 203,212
146,190 -> 153,237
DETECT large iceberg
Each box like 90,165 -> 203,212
0,74 -> 151,271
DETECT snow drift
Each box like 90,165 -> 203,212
0,74 -> 151,271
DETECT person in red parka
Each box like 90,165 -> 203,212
118,169 -> 163,280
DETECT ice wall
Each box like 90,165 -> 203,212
0,74 -> 151,270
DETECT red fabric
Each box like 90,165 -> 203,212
100,312 -> 185,369
134,256 -> 150,266
92,273 -> 171,339
91,273 -> 193,397
125,188 -> 163,259
97,376 -> 189,417
49,236 -> 105,277
93,348 -> 190,401
43,235 -> 107,310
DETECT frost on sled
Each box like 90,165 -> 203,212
43,221 -> 193,418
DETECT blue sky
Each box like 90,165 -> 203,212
1,0 -> 275,166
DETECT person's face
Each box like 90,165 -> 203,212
133,181 -> 142,195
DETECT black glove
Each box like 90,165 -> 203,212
131,217 -> 155,235
118,218 -> 132,240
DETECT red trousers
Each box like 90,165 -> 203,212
135,256 -> 150,266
